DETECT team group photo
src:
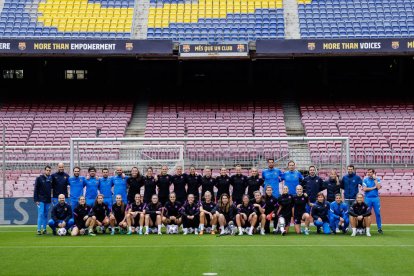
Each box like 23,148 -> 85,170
34,160 -> 383,238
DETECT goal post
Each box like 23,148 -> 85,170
69,137 -> 350,176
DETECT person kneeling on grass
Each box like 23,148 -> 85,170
109,195 -> 128,235
180,194 -> 200,235
89,194 -> 110,234
199,191 -> 218,235
126,194 -> 146,235
215,193 -> 238,235
163,192 -> 183,234
144,194 -> 164,235
72,196 -> 96,236
236,195 -> 257,236
329,194 -> 349,234
251,191 -> 266,235
349,193 -> 372,237
293,185 -> 311,235
272,186 -> 294,236
48,194 -> 74,235
311,192 -> 331,234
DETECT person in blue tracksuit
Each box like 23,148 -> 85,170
311,192 -> 331,234
85,166 -> 100,207
329,194 -> 349,234
362,168 -> 383,234
98,168 -> 113,208
48,194 -> 74,235
68,166 -> 86,211
110,166 -> 128,204
51,163 -> 69,206
262,158 -> 282,198
301,165 -> 324,205
34,165 -> 53,235
340,165 -> 363,207
281,161 -> 304,195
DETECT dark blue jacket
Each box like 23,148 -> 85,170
51,172 -> 70,198
34,174 -> 52,203
322,178 -> 341,202
51,202 -> 72,222
340,173 -> 362,200
311,201 -> 330,222
302,175 -> 324,203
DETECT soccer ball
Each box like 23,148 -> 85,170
166,225 -> 179,234
356,228 -> 365,235
57,228 -> 67,236
148,227 -> 158,234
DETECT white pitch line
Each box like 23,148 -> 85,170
203,273 -> 218,276
0,244 -> 413,249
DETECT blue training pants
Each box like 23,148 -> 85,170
365,197 -> 382,229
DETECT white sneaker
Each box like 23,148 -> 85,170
335,228 -> 340,233
183,228 -> 188,235
238,230 -> 243,236
366,231 -> 371,237
260,230 -> 265,236
248,230 -> 253,236
194,229 -> 199,235
351,231 -> 356,237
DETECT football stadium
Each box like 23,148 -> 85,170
0,0 -> 414,275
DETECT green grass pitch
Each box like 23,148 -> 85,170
0,225 -> 413,275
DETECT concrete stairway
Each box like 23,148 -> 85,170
125,101 -> 148,138
282,99 -> 311,170
131,0 -> 150,39
283,0 -> 301,39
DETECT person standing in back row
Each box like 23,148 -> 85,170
85,167 -> 99,207
110,167 -> 128,206
262,158 -> 282,198
98,168 -> 113,207
216,167 -> 231,200
301,165 -> 323,205
322,169 -> 341,203
230,165 -> 247,205
51,163 -> 69,206
187,166 -> 202,202
171,166 -> 188,204
341,165 -> 363,207
281,161 -> 304,196
127,167 -> 144,205
362,168 -> 383,234
68,166 -> 85,211
34,165 -> 53,235
156,165 -> 172,205
201,166 -> 216,202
